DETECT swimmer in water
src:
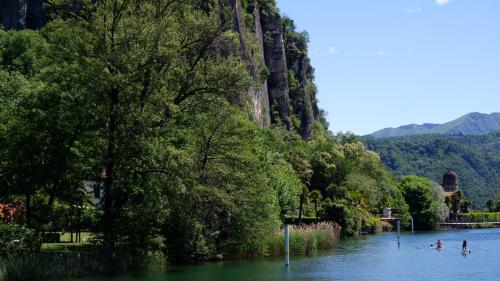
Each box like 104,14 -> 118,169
436,240 -> 443,249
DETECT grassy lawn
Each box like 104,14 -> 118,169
42,232 -> 95,251
42,242 -> 85,251
59,231 -> 94,242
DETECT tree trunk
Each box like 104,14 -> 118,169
314,203 -> 318,219
77,208 -> 81,243
103,87 -> 119,271
25,191 -> 31,226
298,198 -> 304,223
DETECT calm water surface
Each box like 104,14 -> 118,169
76,228 -> 500,281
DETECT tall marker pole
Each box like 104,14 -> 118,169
397,220 -> 401,247
284,224 -> 290,267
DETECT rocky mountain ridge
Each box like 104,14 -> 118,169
370,112 -> 500,139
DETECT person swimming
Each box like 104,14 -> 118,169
436,240 -> 443,250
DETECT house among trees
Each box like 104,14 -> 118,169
84,181 -> 104,208
0,202 -> 24,224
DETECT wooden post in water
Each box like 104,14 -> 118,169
411,217 -> 414,234
284,224 -> 290,267
397,220 -> 401,246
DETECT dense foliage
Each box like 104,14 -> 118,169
458,212 -> 500,223
0,225 -> 40,255
307,133 -> 411,235
399,176 -> 448,230
365,133 -> 500,207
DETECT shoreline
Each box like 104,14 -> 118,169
439,222 -> 500,230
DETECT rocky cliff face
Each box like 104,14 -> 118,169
1,0 -> 45,30
225,0 -> 321,136
1,0 -> 321,139
258,1 -> 292,130
227,0 -> 270,128
285,26 -> 316,139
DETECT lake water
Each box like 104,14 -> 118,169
77,228 -> 500,281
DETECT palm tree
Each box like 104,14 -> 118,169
451,190 -> 465,214
298,186 -> 309,223
309,190 -> 323,219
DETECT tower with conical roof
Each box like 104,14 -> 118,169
442,170 -> 459,197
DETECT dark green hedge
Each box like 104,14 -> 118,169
283,217 -> 320,225
41,232 -> 61,243
458,212 -> 500,223
0,224 -> 41,255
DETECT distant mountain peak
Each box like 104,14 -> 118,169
370,112 -> 500,138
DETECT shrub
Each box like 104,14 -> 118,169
458,212 -> 500,223
283,216 -> 319,225
321,202 -> 357,235
363,216 -> 383,234
41,232 -> 60,243
0,225 -> 41,255
261,222 -> 341,257
381,221 -> 394,232
0,249 -> 106,281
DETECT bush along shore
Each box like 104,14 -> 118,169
265,222 -> 342,257
0,222 -> 341,281
0,250 -> 106,281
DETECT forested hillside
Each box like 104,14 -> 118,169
364,132 -> 500,207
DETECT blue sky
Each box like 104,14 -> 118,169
276,0 -> 500,135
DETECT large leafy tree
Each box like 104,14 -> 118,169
0,29 -> 96,228
39,0 -> 252,266
165,100 -> 280,260
399,176 -> 444,230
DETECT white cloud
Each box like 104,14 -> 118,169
378,50 -> 385,56
328,46 -> 337,55
436,0 -> 451,6
402,7 -> 422,13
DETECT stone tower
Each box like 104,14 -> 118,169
442,170 -> 459,197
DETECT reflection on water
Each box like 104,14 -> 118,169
76,228 -> 500,281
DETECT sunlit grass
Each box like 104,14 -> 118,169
41,232 -> 94,251
264,222 -> 341,256
58,232 -> 94,242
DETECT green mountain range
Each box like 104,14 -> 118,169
370,112 -> 500,138
364,132 -> 500,207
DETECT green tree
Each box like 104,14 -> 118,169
399,176 -> 441,230
298,186 -> 309,222
431,182 -> 450,223
164,101 -> 280,260
254,128 -> 303,217
461,199 -> 471,213
486,199 -> 495,212
31,0 -> 253,268
449,190 -> 465,214
0,29 -> 95,229
308,189 -> 322,219
321,201 -> 357,236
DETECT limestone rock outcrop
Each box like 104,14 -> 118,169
1,0 -> 45,30
259,2 -> 292,130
